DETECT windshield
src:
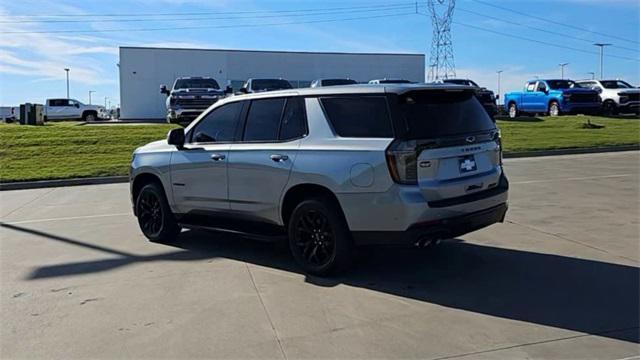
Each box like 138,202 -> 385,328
251,79 -> 293,91
601,80 -> 633,89
174,79 -> 220,89
443,79 -> 478,87
547,80 -> 580,90
399,90 -> 495,139
322,79 -> 357,86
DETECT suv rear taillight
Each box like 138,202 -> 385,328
386,139 -> 418,185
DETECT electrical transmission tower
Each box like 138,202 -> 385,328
427,0 -> 456,81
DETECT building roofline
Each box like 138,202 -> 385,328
119,46 -> 425,57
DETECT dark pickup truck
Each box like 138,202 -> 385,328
160,77 -> 228,125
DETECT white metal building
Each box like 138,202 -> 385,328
119,47 -> 425,119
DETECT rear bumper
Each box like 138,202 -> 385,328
352,202 -> 508,246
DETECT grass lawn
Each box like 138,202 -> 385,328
0,122 -> 177,182
1,115 -> 639,182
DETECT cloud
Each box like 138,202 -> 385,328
0,6 -> 118,85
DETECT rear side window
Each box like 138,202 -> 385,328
320,96 -> 393,138
279,97 -> 307,140
399,91 -> 495,139
244,98 -> 285,141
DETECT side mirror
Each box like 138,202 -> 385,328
225,85 -> 233,94
167,128 -> 185,148
495,94 -> 500,100
160,85 -> 169,95
239,87 -> 248,94
75,103 -> 80,108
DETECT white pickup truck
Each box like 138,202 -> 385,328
44,98 -> 107,121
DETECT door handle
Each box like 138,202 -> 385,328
211,153 -> 226,161
270,154 -> 289,162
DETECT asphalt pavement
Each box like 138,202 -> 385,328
1,151 -> 638,359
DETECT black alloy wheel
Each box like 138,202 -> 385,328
293,210 -> 335,267
288,198 -> 352,276
136,183 -> 180,243
138,190 -> 163,237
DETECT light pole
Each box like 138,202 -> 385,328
496,70 -> 503,99
558,63 -> 569,79
88,90 -> 95,105
587,72 -> 595,80
594,43 -> 611,79
104,96 -> 108,108
64,68 -> 70,99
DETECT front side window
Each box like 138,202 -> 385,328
243,98 -> 285,142
321,96 -> 393,138
191,101 -> 243,143
526,83 -> 536,92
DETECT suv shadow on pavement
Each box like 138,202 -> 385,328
4,223 -> 638,344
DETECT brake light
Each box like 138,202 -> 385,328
386,140 -> 418,185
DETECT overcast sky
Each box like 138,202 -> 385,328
1,0 -> 638,106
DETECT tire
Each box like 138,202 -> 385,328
83,112 -> 97,122
602,100 -> 618,116
548,101 -> 560,117
508,103 -> 518,118
135,182 -> 181,243
288,197 -> 353,276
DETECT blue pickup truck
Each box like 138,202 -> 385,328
504,79 -> 601,118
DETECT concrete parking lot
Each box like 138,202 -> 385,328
1,151 -> 638,359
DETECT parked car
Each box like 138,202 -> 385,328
576,79 -> 640,115
440,78 -> 498,118
44,98 -> 106,121
0,106 -> 18,122
160,77 -> 227,125
239,78 -> 293,93
504,79 -> 601,118
368,79 -> 413,84
130,84 -> 509,275
310,78 -> 358,87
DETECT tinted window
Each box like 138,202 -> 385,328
175,79 -> 220,89
601,80 -> 633,89
536,82 -> 547,92
50,99 -> 69,106
378,79 -> 412,84
279,97 -> 307,140
399,91 -> 495,139
322,79 -> 358,86
191,102 -> 242,143
547,80 -> 579,89
251,79 -> 293,91
321,96 -> 393,138
243,98 -> 285,141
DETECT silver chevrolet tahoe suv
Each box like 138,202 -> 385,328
130,84 -> 509,275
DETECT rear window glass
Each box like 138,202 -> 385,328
322,79 -> 357,86
399,91 -> 495,139
321,96 -> 393,138
251,79 -> 293,91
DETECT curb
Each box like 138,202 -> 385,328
503,144 -> 639,158
1,145 -> 638,191
0,176 -> 128,191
